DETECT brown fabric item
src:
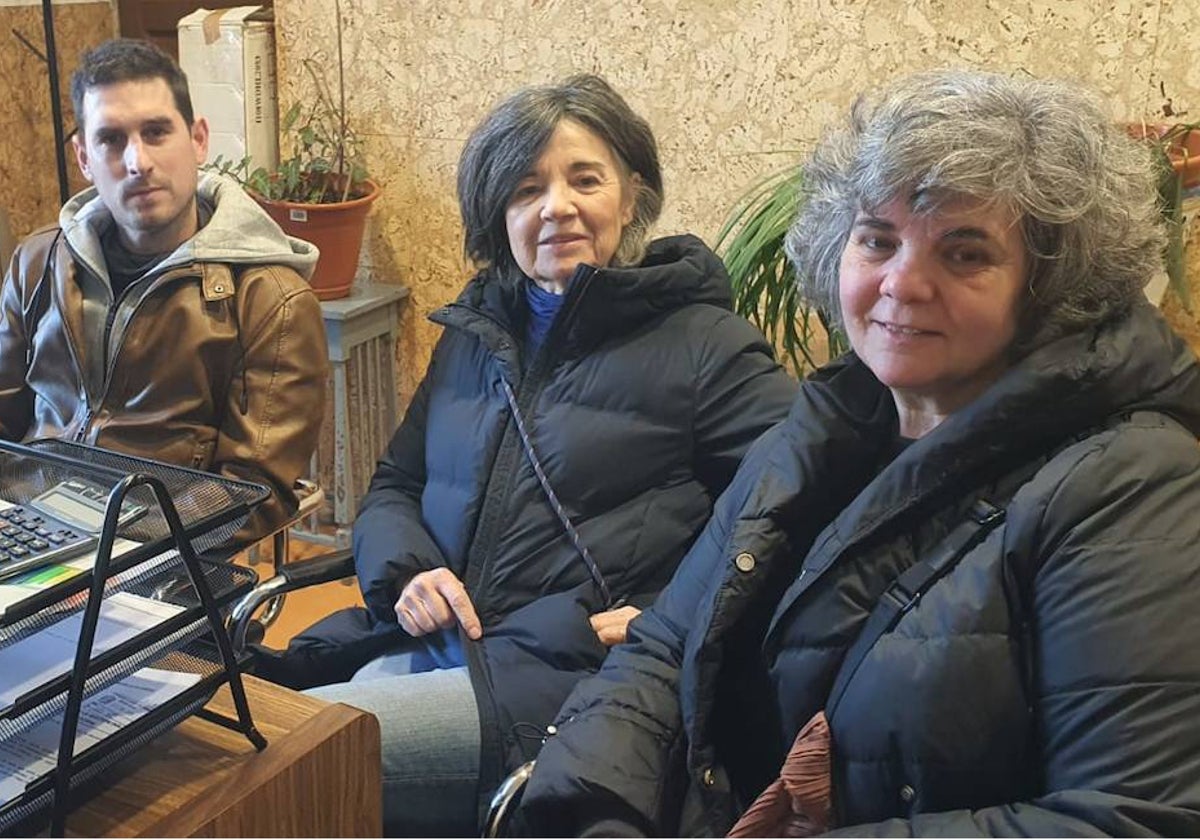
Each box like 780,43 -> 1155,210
728,711 -> 832,837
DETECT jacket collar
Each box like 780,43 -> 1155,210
760,300 -> 1200,638
431,234 -> 734,361
556,234 -> 732,355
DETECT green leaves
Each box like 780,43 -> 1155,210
280,101 -> 302,133
1130,119 -> 1197,313
1154,146 -> 1189,312
1147,136 -> 1195,312
716,165 -> 847,377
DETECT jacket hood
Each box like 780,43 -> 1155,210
60,173 -> 319,281
559,233 -> 734,355
442,233 -> 733,356
936,298 -> 1200,464
574,232 -> 733,316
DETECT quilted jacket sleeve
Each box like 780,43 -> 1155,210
690,310 -> 796,495
353,365 -> 451,623
827,413 -> 1200,837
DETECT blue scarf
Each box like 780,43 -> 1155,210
525,279 -> 566,351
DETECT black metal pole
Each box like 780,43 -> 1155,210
41,0 -> 70,206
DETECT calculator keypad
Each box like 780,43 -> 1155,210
0,506 -> 90,574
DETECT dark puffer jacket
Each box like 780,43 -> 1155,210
519,301 -> 1200,836
353,235 -> 795,814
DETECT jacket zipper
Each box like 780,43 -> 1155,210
462,400 -> 526,609
455,268 -> 597,818
446,304 -> 528,824
99,267 -> 192,394
73,409 -> 94,443
84,264 -> 198,443
435,299 -> 523,600
461,267 -> 597,614
102,280 -> 142,381
47,241 -> 99,442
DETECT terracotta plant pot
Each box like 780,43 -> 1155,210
254,179 -> 381,300
1126,123 -> 1200,190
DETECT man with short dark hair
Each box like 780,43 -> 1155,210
0,38 -> 327,538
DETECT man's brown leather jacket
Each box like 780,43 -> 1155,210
0,182 -> 327,541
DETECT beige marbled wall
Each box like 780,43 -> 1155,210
1,2 -> 115,240
274,0 -> 1200,405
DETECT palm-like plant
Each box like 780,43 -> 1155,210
716,165 -> 847,377
1138,121 -> 1199,312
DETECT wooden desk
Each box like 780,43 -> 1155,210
66,674 -> 381,837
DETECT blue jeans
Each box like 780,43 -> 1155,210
306,633 -> 480,837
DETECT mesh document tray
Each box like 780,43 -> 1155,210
0,643 -> 241,836
0,559 -> 256,724
0,441 -> 269,836
0,439 -> 268,627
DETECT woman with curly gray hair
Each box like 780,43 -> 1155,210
518,69 -> 1200,837
789,69 -> 1164,362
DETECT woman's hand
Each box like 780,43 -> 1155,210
394,568 -> 482,640
589,605 -> 642,647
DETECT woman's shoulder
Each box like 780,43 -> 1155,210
1008,410 -> 1200,554
634,234 -> 730,302
1044,410 -> 1198,489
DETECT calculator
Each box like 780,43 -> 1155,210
0,478 -> 148,581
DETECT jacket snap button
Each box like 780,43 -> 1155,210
734,552 -> 755,573
702,767 -> 716,787
900,783 -> 915,802
213,284 -> 225,293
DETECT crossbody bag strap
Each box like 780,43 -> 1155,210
826,442 -> 1069,721
825,497 -> 1007,719
501,378 -> 614,609
825,421 -> 1119,720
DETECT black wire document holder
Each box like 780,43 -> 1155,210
0,439 -> 271,837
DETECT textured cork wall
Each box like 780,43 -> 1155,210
1,2 -> 115,240
275,0 -> 1200,407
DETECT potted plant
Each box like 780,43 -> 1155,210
716,164 -> 847,377
210,0 -> 378,301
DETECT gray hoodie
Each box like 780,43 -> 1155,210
58,174 -> 319,400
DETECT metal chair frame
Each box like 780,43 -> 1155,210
483,760 -> 536,838
228,479 -> 328,649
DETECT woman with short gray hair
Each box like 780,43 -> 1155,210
789,69 -> 1163,354
301,73 -> 794,835
457,72 -> 664,274
519,69 -> 1200,836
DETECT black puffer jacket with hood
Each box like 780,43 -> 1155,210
353,234 -> 796,813
519,300 -> 1200,837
